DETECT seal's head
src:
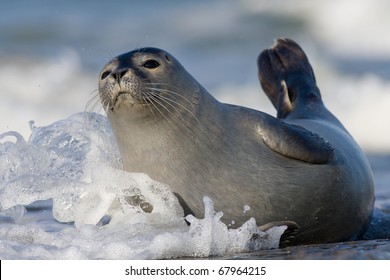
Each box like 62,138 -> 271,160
98,47 -> 215,178
99,48 -> 202,118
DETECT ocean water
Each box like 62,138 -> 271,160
1,0 -> 389,259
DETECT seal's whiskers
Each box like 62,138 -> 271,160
84,89 -> 108,128
145,88 -> 200,125
86,89 -> 102,112
145,91 -> 184,127
146,83 -> 196,109
141,95 -> 158,121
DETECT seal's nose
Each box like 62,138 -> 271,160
111,69 -> 128,82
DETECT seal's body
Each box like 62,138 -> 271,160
99,39 -> 374,245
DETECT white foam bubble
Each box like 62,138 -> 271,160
243,205 -> 251,214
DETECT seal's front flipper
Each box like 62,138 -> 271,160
258,221 -> 300,248
257,38 -> 322,118
258,115 -> 334,164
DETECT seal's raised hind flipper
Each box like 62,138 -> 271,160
257,38 -> 322,119
255,38 -> 334,163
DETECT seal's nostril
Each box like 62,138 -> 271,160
111,69 -> 128,81
100,71 -> 111,80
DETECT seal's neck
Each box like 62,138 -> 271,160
106,85 -> 223,174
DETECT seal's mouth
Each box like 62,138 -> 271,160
117,90 -> 149,103
116,91 -> 132,99
109,90 -> 149,111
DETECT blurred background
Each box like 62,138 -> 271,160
1,0 -> 390,153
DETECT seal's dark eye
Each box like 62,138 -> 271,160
143,60 -> 160,69
101,71 -> 111,80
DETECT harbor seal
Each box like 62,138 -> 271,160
98,38 -> 375,246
